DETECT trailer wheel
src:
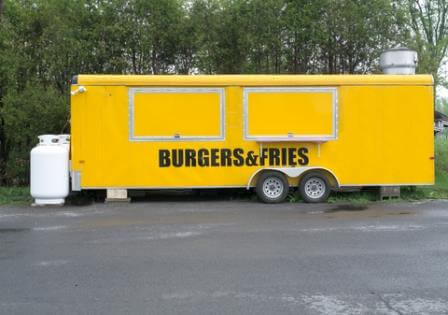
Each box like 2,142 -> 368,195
299,172 -> 330,203
256,171 -> 289,203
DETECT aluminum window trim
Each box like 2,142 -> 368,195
243,87 -> 338,142
129,87 -> 226,142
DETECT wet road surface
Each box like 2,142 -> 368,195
1,198 -> 448,314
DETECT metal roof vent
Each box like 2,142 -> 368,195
380,47 -> 418,75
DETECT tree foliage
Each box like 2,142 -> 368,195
406,0 -> 448,87
0,0 -> 445,185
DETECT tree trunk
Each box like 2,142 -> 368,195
0,116 -> 8,185
0,0 -> 3,22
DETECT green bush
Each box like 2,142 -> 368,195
0,186 -> 31,205
0,83 -> 68,185
435,134 -> 448,188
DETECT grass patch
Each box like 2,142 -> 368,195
435,135 -> 448,188
328,190 -> 378,204
401,186 -> 448,200
0,186 -> 31,205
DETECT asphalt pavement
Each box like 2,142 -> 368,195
1,195 -> 448,314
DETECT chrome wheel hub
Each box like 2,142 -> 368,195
304,177 -> 325,199
262,177 -> 284,199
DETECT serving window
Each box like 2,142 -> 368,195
129,88 -> 225,141
243,87 -> 338,142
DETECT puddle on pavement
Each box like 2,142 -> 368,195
0,228 -> 30,233
79,212 -> 238,229
387,211 -> 411,216
326,204 -> 369,212
320,204 -> 416,219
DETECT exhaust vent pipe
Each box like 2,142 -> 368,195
380,47 -> 417,75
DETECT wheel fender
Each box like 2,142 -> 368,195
247,167 -> 340,189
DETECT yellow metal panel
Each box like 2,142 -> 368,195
337,85 -> 434,185
247,90 -> 334,137
71,86 -> 109,186
76,74 -> 433,87
133,92 -> 221,138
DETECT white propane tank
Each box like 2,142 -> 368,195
30,135 -> 70,205
380,47 -> 417,74
58,134 -> 70,148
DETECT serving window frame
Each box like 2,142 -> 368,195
243,87 -> 338,142
128,87 -> 226,142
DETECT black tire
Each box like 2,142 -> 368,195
299,172 -> 331,203
256,171 -> 289,203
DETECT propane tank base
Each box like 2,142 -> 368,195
32,198 -> 65,206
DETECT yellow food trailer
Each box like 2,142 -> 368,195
70,74 -> 434,203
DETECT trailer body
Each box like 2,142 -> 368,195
70,75 -> 434,195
